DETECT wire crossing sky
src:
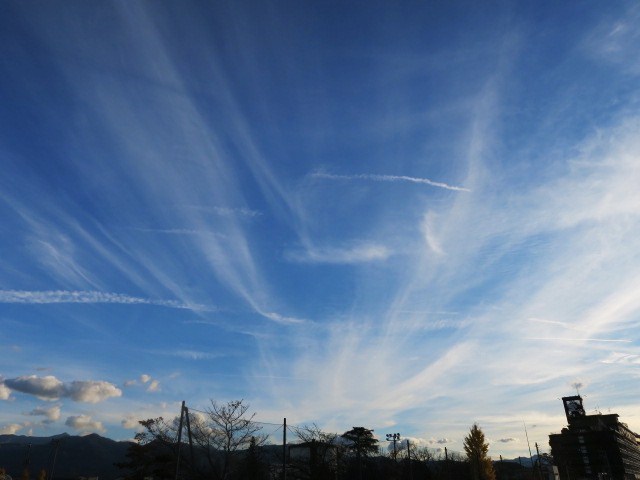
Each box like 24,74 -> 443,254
1,1 -> 640,456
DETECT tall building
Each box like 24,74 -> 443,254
549,396 -> 640,480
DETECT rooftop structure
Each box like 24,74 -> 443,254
549,396 -> 640,480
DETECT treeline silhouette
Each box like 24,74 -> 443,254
116,399 -> 533,480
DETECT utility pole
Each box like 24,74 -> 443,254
406,439 -> 414,480
175,401 -> 185,480
445,447 -> 450,480
283,418 -> 287,480
23,443 -> 32,479
535,442 -> 542,480
47,439 -> 61,480
184,406 -> 195,471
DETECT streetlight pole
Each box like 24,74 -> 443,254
386,433 -> 401,460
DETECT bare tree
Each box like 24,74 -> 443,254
290,424 -> 341,479
189,399 -> 265,480
121,400 -> 264,480
292,423 -> 338,445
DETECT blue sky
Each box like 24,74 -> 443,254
2,0 -> 640,457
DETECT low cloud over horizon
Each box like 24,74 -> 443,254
2,375 -> 122,403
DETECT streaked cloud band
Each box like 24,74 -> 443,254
311,172 -> 470,192
0,290 -> 213,311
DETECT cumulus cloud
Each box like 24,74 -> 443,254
26,404 -> 61,423
0,382 -> 11,400
3,375 -> 122,403
124,380 -> 137,387
0,423 -> 23,434
4,375 -> 64,400
66,381 -> 122,403
140,374 -> 151,384
121,415 -> 139,429
65,415 -> 106,434
147,380 -> 160,392
429,438 -> 454,445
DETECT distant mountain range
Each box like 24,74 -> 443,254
0,433 -> 133,480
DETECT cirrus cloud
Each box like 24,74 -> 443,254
286,243 -> 392,264
0,290 -> 212,312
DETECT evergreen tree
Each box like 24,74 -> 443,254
341,427 -> 378,480
463,424 -> 496,480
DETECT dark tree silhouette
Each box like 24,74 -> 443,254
119,400 -> 264,480
341,427 -> 378,480
463,424 -> 495,480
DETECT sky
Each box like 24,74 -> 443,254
1,0 -> 640,458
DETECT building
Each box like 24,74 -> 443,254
549,396 -> 640,480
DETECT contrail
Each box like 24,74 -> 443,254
311,172 -> 470,192
0,290 -> 214,311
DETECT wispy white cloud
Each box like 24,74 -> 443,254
0,290 -> 214,311
261,311 -> 307,325
286,243 -> 391,264
189,205 -> 262,218
525,338 -> 632,343
310,171 -> 471,192
132,227 -> 226,237
601,352 -> 640,364
3,0 -> 640,454
166,350 -> 221,360
583,4 -> 640,75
